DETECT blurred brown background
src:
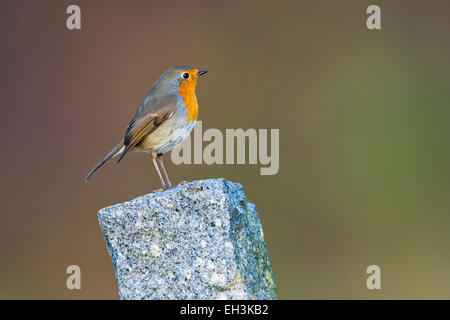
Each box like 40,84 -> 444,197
1,0 -> 450,299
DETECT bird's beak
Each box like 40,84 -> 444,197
197,70 -> 208,76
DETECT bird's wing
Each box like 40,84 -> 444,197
118,98 -> 176,162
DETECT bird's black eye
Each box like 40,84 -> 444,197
182,72 -> 189,79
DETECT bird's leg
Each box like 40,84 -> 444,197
157,154 -> 173,187
151,152 -> 166,191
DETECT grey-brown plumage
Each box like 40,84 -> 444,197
84,141 -> 124,182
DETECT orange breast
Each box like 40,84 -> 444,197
177,69 -> 199,121
178,90 -> 198,121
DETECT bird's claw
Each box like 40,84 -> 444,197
151,181 -> 189,193
151,184 -> 175,193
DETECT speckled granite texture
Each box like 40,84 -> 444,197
98,178 -> 277,300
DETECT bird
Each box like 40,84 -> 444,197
85,65 -> 207,190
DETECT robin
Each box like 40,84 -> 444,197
85,65 -> 207,189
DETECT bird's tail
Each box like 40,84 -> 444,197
85,141 -> 125,182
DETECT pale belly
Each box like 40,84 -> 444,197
135,119 -> 196,155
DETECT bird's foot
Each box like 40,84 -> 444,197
151,184 -> 176,193
176,180 -> 188,186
